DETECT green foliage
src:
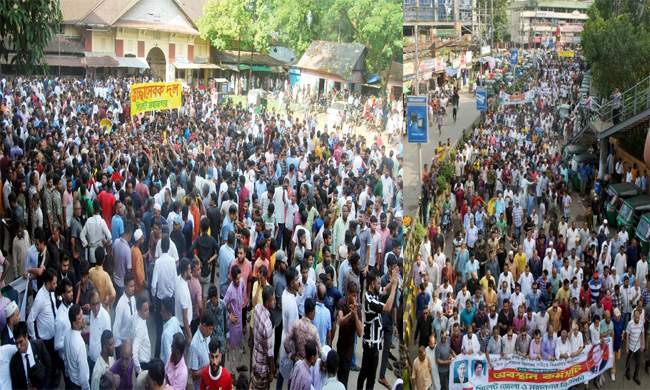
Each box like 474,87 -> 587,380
266,0 -> 402,92
581,6 -> 650,97
440,162 -> 454,183
477,0 -> 509,43
437,175 -> 447,195
0,0 -> 62,76
414,222 -> 425,244
198,0 -> 271,57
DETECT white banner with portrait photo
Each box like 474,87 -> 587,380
449,337 -> 613,390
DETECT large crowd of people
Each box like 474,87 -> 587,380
411,52 -> 650,390
0,72 -> 405,390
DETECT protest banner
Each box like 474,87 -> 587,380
130,81 -> 182,116
499,90 -> 536,105
558,50 -> 575,58
449,337 -> 613,390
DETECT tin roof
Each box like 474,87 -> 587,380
296,41 -> 367,82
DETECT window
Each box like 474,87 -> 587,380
59,24 -> 66,34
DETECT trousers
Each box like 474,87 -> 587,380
357,344 -> 380,390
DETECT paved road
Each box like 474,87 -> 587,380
403,88 -> 480,216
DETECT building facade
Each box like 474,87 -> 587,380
509,0 -> 593,47
403,0 -> 476,38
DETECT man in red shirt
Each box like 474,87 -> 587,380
200,338 -> 232,390
97,178 -> 116,231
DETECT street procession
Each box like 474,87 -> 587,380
0,0 -> 405,389
401,0 -> 650,389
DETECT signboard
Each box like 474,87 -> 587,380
476,87 -> 486,111
548,38 -> 554,48
406,96 -> 428,143
510,49 -> 519,64
130,81 -> 183,116
423,59 -> 436,71
435,57 -> 446,72
481,45 -> 491,55
449,338 -> 614,390
465,51 -> 473,65
536,11 -> 554,18
499,90 -> 536,105
558,49 -> 575,57
459,55 -> 466,69
404,62 -> 414,75
452,58 -> 461,69
437,29 -> 457,36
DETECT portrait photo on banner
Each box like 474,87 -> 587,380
453,359 -> 469,384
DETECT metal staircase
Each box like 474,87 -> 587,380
587,75 -> 650,139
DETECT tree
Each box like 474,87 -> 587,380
0,0 -> 62,76
198,0 -> 270,81
581,7 -> 650,97
335,0 -> 402,94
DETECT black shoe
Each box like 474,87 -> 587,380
386,362 -> 393,371
388,352 -> 397,361
625,372 -> 631,380
633,378 -> 641,385
351,364 -> 360,371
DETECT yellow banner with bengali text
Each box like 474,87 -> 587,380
130,81 -> 182,116
558,50 -> 575,58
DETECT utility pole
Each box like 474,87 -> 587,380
491,0 -> 494,49
414,25 -> 423,192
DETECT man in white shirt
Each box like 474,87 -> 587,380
26,267 -> 59,384
91,331 -> 115,390
151,235 -> 177,358
132,295 -> 152,375
65,304 -> 91,390
559,259 -> 573,284
88,290 -> 112,369
555,330 -> 571,360
54,278 -> 74,382
175,258 -> 193,344
518,267 -> 534,296
461,325 -> 481,355
113,273 -> 136,356
510,284 -> 526,313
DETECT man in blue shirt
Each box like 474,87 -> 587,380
588,272 -> 602,303
111,200 -> 125,244
221,204 -> 237,243
217,232 -> 236,298
525,282 -> 542,313
459,299 -> 476,334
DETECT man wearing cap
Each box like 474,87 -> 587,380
1,301 -> 19,345
598,219 -> 610,237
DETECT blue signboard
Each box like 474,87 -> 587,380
476,87 -> 487,111
510,49 -> 519,64
548,39 -> 554,49
406,96 -> 428,143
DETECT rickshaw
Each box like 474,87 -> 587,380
635,213 -> 650,256
560,104 -> 571,119
562,144 -> 590,166
605,183 -> 643,223
503,72 -> 513,78
504,75 -> 515,85
616,196 -> 650,237
485,80 -> 498,96
569,153 -> 599,192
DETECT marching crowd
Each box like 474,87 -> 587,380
412,53 -> 650,390
0,73 -> 405,390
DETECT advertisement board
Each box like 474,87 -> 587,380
510,50 -> 519,65
476,87 -> 487,111
406,96 -> 428,143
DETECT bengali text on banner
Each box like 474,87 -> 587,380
130,81 -> 182,116
499,90 -> 536,105
557,50 -> 575,58
449,337 -> 613,390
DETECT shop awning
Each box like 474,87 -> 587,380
172,63 -> 220,69
446,68 -> 459,77
117,57 -> 149,69
269,66 -> 285,73
239,65 -> 273,72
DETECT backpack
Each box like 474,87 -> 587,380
79,193 -> 91,226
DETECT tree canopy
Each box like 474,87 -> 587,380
0,0 -> 62,76
581,0 -> 650,97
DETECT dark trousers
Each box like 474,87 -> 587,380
115,285 -> 124,308
154,298 -> 164,358
190,317 -> 200,337
440,371 -> 450,390
43,337 -> 60,388
357,344 -> 379,390
379,327 -> 393,379
338,356 -> 351,388
273,322 -> 283,366
88,357 -> 96,378
613,107 -> 620,125
283,227 -> 292,255
276,223 -> 285,251
626,348 -> 642,378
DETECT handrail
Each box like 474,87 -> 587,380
588,75 -> 650,134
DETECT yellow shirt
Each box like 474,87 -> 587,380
250,281 -> 265,328
479,276 -> 495,293
515,253 -> 527,276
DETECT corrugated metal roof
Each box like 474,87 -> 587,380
214,51 -> 286,67
117,57 -> 150,68
296,41 -> 367,82
85,52 -> 120,67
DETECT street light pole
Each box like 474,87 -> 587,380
414,25 -> 423,193
491,0 -> 494,49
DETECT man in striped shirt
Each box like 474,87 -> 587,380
251,285 -> 276,390
357,267 -> 398,390
625,310 -> 645,385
